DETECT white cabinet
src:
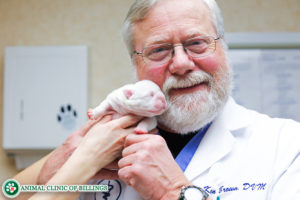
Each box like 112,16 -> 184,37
2,46 -> 88,169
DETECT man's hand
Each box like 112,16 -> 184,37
118,134 -> 191,200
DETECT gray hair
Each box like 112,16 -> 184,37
121,0 -> 227,60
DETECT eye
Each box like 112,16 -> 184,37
190,40 -> 203,45
185,37 -> 209,54
152,47 -> 166,53
144,44 -> 172,61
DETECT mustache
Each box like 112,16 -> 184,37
162,71 -> 213,94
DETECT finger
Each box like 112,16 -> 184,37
118,166 -> 132,185
118,166 -> 137,187
123,133 -> 152,148
118,154 -> 135,168
97,114 -> 113,124
112,114 -> 144,129
115,126 -> 137,141
122,142 -> 140,157
92,168 -> 119,180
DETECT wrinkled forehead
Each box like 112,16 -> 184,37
144,0 -> 211,26
132,0 -> 215,46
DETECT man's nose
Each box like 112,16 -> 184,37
168,45 -> 195,75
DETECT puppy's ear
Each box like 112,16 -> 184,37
123,89 -> 133,99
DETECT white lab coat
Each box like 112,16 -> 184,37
80,97 -> 300,200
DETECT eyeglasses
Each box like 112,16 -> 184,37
133,35 -> 221,66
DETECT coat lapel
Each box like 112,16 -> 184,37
184,97 -> 251,181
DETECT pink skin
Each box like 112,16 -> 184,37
87,83 -> 166,135
154,97 -> 166,110
133,0 -> 227,96
87,88 -> 166,121
137,50 -> 224,96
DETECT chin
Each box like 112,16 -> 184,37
157,58 -> 233,134
157,73 -> 231,134
157,90 -> 223,134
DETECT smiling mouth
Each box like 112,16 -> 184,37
169,82 -> 209,95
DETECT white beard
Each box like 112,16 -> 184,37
157,66 -> 232,134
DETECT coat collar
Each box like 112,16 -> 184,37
184,97 -> 253,181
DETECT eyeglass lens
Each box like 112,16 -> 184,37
142,36 -> 216,66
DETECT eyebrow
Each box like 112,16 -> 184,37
145,35 -> 172,46
184,30 -> 208,39
144,30 -> 211,46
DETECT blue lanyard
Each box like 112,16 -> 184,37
175,122 -> 212,172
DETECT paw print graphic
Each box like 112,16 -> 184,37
2,179 -> 20,198
57,104 -> 77,130
6,183 -> 16,194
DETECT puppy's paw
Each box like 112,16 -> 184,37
87,108 -> 95,120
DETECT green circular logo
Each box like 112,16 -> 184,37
2,179 -> 21,198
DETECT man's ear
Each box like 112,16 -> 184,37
123,89 -> 133,99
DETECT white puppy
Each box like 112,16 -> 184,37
87,80 -> 166,134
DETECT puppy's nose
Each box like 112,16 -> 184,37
156,95 -> 166,110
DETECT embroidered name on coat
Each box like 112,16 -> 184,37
203,182 -> 267,195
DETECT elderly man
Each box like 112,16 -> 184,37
13,0 -> 300,200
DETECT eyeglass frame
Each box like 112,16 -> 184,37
133,35 -> 222,66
